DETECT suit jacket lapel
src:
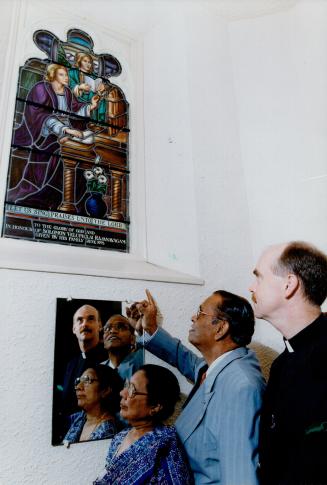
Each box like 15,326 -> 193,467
176,384 -> 215,443
176,347 -> 248,444
182,364 -> 208,409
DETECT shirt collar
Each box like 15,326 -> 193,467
206,349 -> 234,378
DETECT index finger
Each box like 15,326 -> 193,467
145,289 -> 155,306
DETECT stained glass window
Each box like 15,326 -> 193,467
2,29 -> 129,252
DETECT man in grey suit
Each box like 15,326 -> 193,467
128,290 -> 266,485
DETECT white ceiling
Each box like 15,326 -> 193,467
202,0 -> 299,20
46,0 -> 301,38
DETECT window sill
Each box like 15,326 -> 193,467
0,237 -> 204,285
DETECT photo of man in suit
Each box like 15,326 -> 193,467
128,289 -> 266,485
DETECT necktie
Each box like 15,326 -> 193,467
182,365 -> 208,409
199,371 -> 207,384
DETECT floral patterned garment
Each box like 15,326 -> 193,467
63,411 -> 117,444
93,425 -> 194,485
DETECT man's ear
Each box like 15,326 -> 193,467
214,321 -> 229,341
285,274 -> 300,299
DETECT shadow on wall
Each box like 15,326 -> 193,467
249,342 -> 279,381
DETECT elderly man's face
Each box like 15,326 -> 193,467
249,246 -> 286,321
103,316 -> 134,351
73,305 -> 101,347
189,293 -> 222,350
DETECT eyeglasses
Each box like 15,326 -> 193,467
124,380 -> 148,399
196,307 -> 220,322
74,376 -> 99,387
196,307 -> 229,324
103,323 -> 131,333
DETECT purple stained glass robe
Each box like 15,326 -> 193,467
7,81 -> 88,210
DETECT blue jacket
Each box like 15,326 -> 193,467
145,328 -> 266,485
101,347 -> 144,381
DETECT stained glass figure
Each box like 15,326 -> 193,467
3,29 -> 129,251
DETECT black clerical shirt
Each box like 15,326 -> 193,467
259,313 -> 327,485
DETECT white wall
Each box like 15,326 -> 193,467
229,0 -> 327,345
230,1 -> 327,256
0,1 -> 326,483
0,2 -> 252,484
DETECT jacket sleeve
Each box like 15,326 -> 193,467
144,327 -> 203,382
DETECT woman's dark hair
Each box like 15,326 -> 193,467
214,290 -> 255,346
85,365 -> 123,415
139,364 -> 180,423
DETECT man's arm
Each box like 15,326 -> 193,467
145,327 -> 202,383
127,290 -> 203,383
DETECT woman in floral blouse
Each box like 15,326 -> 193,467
94,364 -> 193,484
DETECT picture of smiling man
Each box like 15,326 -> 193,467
101,315 -> 144,381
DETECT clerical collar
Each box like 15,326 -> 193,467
283,338 -> 294,353
80,344 -> 102,359
286,313 -> 324,353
